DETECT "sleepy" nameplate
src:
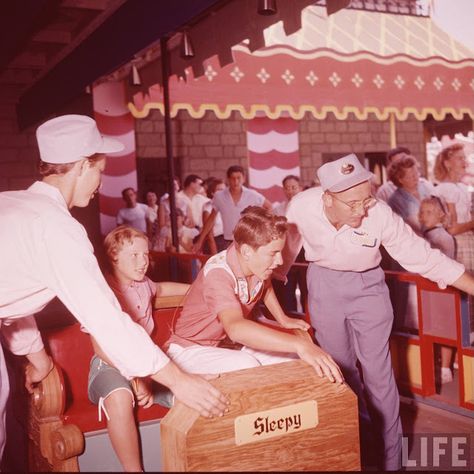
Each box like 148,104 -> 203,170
234,400 -> 318,445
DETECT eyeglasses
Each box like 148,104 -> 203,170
330,193 -> 377,213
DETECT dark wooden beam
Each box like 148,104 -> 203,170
16,0 -> 225,129
32,29 -> 72,44
61,0 -> 109,10
0,0 -> 59,71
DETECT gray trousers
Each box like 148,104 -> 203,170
307,263 -> 402,471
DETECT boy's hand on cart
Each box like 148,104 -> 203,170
296,342 -> 344,384
279,315 -> 310,331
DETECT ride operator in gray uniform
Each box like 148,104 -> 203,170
277,153 -> 474,470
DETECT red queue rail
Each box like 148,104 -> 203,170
149,252 -> 474,413
149,250 -> 210,283
384,270 -> 473,413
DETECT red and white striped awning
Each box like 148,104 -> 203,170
247,118 -> 300,202
128,6 -> 474,122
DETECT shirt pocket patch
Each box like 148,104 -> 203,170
350,229 -> 377,248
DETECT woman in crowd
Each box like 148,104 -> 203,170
386,155 -> 432,331
387,155 -> 433,234
159,177 -> 191,228
433,143 -> 474,342
158,208 -> 199,253
145,190 -> 159,250
202,177 -> 226,254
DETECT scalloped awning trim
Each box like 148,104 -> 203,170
129,102 -> 473,121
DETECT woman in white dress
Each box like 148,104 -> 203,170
434,143 -> 474,348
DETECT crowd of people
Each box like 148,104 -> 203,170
118,145 -> 473,330
380,145 -> 474,384
1,114 -> 473,472
115,166 -> 272,256
119,147 -> 472,268
116,146 -> 474,371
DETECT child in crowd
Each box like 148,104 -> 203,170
419,197 -> 456,383
87,225 -> 189,472
164,206 -> 343,382
419,197 -> 455,259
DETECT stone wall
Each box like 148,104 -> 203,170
1,101 -> 427,196
0,101 -> 39,192
299,113 -> 426,185
0,93 -> 95,192
0,93 -> 102,249
136,109 -> 426,189
135,109 -> 249,182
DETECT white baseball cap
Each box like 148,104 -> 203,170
317,153 -> 373,192
36,114 -> 124,164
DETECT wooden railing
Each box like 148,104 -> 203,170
384,270 -> 473,412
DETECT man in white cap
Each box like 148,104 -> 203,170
277,153 -> 474,470
0,115 -> 228,462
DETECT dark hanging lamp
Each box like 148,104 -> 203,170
258,0 -> 277,15
130,63 -> 141,86
180,30 -> 195,59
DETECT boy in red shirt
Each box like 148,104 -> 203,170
165,207 -> 343,382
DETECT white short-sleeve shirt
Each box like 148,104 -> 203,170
177,191 -> 210,229
212,186 -> 266,240
116,203 -> 148,232
434,182 -> 472,223
273,200 -> 289,217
